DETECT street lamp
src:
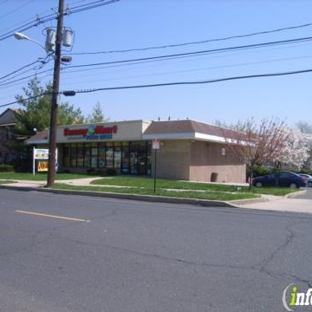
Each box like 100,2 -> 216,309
14,32 -> 47,52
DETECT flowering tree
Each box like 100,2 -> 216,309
220,117 -> 289,188
277,128 -> 310,170
296,121 -> 312,172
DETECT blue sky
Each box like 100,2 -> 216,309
1,0 -> 312,127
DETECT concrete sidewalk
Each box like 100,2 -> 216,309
234,192 -> 312,214
0,177 -> 103,188
0,178 -> 310,214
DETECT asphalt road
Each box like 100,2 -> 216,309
297,186 -> 312,199
0,188 -> 312,312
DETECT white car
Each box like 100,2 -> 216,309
300,174 -> 312,187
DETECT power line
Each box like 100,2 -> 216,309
63,36 -> 312,71
0,92 -> 52,108
69,22 -> 312,56
0,56 -> 52,81
0,67 -> 53,88
64,68 -> 312,95
2,35 -> 311,90
0,0 -> 34,20
2,67 -> 312,108
0,0 -> 119,42
67,0 -> 119,14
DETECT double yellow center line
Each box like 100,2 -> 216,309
16,210 -> 90,223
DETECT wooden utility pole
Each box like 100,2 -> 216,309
47,0 -> 65,187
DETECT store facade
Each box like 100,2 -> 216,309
27,119 -> 246,183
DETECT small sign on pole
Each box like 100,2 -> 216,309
152,139 -> 160,150
152,139 -> 160,192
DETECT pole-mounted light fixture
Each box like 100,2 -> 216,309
14,32 -> 47,52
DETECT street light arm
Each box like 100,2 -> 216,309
14,32 -> 47,52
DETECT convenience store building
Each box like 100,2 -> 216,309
27,119 -> 246,183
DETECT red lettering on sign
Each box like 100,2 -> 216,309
95,125 -> 118,134
64,128 -> 88,136
64,125 -> 117,137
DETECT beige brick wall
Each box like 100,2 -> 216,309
151,140 -> 191,180
150,140 -> 246,183
189,141 -> 246,183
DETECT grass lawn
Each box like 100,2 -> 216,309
53,183 -> 260,201
90,177 -> 299,196
0,173 -> 300,200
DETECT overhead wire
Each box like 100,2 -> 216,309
0,0 -> 34,20
69,22 -> 312,56
62,36 -> 312,71
59,54 -> 312,88
0,67 -> 54,88
62,68 -> 312,95
2,67 -> 312,108
2,34 -> 312,90
0,55 -> 52,81
0,0 -> 119,42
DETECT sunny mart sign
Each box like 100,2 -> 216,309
63,124 -> 118,140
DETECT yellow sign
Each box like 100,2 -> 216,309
38,161 -> 48,172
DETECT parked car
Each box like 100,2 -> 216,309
299,174 -> 312,187
252,171 -> 307,188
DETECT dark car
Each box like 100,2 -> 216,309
299,174 -> 312,187
252,171 -> 307,188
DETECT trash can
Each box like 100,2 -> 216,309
211,172 -> 218,182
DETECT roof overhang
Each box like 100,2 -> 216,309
143,132 -> 227,143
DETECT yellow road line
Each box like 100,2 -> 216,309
16,210 -> 90,222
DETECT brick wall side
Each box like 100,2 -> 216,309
190,141 -> 246,183
151,140 -> 191,180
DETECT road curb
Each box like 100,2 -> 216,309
0,184 -> 241,208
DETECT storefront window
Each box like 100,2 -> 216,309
91,143 -> 98,168
114,143 -> 121,169
98,143 -> 106,168
84,143 -> 91,167
77,144 -> 84,167
121,142 -> 129,173
62,140 -> 150,175
147,141 -> 152,175
106,142 -> 114,168
63,144 -> 70,167
70,144 -> 77,167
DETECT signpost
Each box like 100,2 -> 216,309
152,139 -> 160,193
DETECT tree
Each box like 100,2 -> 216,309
85,102 -> 109,124
11,77 -> 85,170
296,121 -> 312,134
296,121 -> 312,172
276,127 -> 310,171
220,117 -> 289,188
14,77 -> 85,136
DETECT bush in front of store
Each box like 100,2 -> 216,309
0,164 -> 14,172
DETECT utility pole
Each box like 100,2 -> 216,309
47,0 -> 65,187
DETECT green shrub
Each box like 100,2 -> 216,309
252,166 -> 271,177
0,164 -> 14,172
